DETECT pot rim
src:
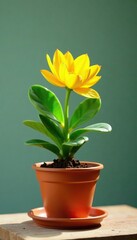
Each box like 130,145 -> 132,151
32,161 -> 104,172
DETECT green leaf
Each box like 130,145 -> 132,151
29,85 -> 64,124
62,136 -> 89,158
23,120 -> 49,136
69,98 -> 101,130
25,139 -> 61,156
70,123 -> 112,140
39,114 -> 64,147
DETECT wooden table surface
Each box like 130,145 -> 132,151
0,205 -> 137,240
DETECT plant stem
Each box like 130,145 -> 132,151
64,88 -> 71,141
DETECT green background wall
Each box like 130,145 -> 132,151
0,0 -> 137,214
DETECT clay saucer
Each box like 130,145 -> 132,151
28,207 -> 107,229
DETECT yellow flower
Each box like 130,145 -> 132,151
41,49 -> 101,98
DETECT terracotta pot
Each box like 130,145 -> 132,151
32,161 -> 103,218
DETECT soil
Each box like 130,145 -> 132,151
40,158 -> 90,168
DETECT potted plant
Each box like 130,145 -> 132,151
24,49 -> 112,223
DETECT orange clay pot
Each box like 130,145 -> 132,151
32,161 -> 103,218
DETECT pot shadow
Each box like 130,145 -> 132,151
0,220 -> 101,239
67,224 -> 101,230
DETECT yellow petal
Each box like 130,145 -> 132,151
82,76 -> 101,88
88,65 -> 101,79
58,63 -> 68,84
65,74 -> 80,89
74,54 -> 90,76
53,49 -> 66,72
64,51 -> 74,72
41,70 -> 65,87
80,68 -> 89,82
58,63 -> 80,89
46,54 -> 58,77
74,87 -> 100,98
